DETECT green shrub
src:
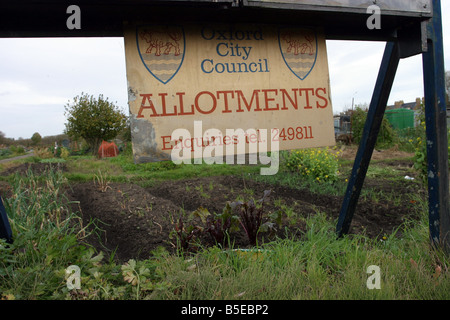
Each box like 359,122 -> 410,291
0,149 -> 12,157
284,147 -> 340,183
34,147 -> 54,159
351,106 -> 397,148
9,145 -> 25,155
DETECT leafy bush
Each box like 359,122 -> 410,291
35,146 -> 70,160
60,147 -> 70,159
64,93 -> 127,155
0,148 -> 12,157
351,106 -> 397,148
9,145 -> 25,155
31,132 -> 42,146
284,147 -> 340,183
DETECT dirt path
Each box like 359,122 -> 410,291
0,152 -> 35,164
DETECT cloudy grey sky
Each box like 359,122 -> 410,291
0,3 -> 449,140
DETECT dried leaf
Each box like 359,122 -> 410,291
187,264 -> 197,271
121,259 -> 138,285
123,271 -> 138,286
409,258 -> 418,269
434,265 -> 442,279
192,207 -> 210,223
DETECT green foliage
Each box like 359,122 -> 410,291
0,169 -> 172,300
351,106 -> 397,148
9,145 -> 25,155
153,210 -> 450,300
412,135 -> 427,183
231,190 -> 273,246
0,131 -> 6,145
169,211 -> 203,254
0,145 -> 27,160
121,259 -> 156,300
114,157 -> 178,173
64,93 -> 127,155
31,132 -> 42,146
193,205 -> 240,247
0,169 -> 89,298
408,115 -> 450,184
1,161 -> 449,300
0,148 -> 12,158
171,190 -> 280,251
284,147 -> 340,183
39,158 -> 66,163
105,152 -> 260,183
405,103 -> 428,184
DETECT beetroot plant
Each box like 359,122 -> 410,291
192,205 -> 239,247
231,190 -> 272,246
169,213 -> 203,254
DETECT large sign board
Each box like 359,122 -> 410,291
124,22 -> 335,166
5,0 -> 431,168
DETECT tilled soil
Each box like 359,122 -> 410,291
1,160 -> 423,263
67,173 -> 422,262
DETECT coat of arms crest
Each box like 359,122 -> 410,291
278,27 -> 318,80
137,25 -> 185,84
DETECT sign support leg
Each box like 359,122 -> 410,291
0,196 -> 13,244
336,41 -> 400,238
422,0 -> 450,253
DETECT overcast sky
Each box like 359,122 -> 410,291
0,3 -> 449,140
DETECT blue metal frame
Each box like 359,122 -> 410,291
0,196 -> 13,244
422,0 -> 450,251
0,1 -> 447,251
337,0 -> 449,253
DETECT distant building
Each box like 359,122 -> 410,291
386,97 -> 422,111
386,98 -> 422,129
387,97 -> 450,128
334,97 -> 449,142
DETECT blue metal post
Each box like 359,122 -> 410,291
0,196 -> 13,244
336,41 -> 400,237
422,0 -> 450,253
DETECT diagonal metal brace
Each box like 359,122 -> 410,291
336,41 -> 400,238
